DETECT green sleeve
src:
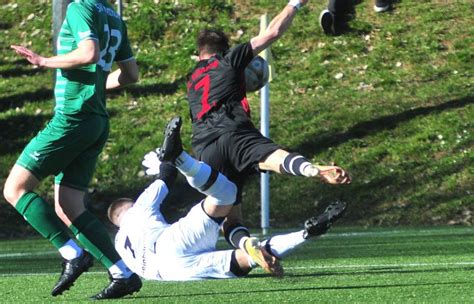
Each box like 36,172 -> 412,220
66,3 -> 98,43
115,21 -> 134,62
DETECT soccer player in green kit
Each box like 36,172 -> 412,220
5,1 -> 141,300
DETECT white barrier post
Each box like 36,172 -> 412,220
259,14 -> 274,235
117,0 -> 123,17
52,0 -> 70,55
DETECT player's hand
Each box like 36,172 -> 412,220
142,150 -> 162,176
10,45 -> 46,67
300,0 -> 309,6
316,165 -> 351,185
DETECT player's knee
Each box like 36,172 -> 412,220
207,175 -> 237,206
222,181 -> 237,205
3,179 -> 22,206
3,166 -> 38,206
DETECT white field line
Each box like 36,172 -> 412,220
229,228 -> 474,241
1,261 -> 473,278
0,250 -> 57,258
2,228 -> 473,258
286,261 -> 474,270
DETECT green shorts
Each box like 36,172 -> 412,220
17,113 -> 109,191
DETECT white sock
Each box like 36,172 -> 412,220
239,237 -> 258,268
261,231 -> 306,259
175,152 -> 214,188
302,164 -> 319,177
238,236 -> 250,251
108,260 -> 133,279
175,151 -> 200,175
58,239 -> 83,260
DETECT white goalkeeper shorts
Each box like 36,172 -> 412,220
152,202 -> 236,280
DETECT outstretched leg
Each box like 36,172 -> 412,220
259,149 -> 351,184
262,202 -> 347,259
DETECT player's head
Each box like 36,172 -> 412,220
197,29 -> 230,57
108,198 -> 134,227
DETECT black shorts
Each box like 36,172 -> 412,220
195,128 -> 280,204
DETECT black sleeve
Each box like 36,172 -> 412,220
224,42 -> 255,71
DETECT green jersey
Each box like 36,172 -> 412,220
55,0 -> 134,116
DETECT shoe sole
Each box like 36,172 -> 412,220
90,287 -> 142,300
124,279 -> 143,298
245,238 -> 283,277
324,201 -> 347,223
159,117 -> 182,162
305,202 -> 347,237
164,117 -> 182,137
91,277 -> 142,300
117,283 -> 142,299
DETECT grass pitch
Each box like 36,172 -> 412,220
0,226 -> 472,303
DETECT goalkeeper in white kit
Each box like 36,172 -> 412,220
108,117 -> 346,280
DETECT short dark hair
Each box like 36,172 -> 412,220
197,29 -> 230,55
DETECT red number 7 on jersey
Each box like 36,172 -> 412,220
195,75 -> 215,119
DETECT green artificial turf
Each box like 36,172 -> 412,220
0,226 -> 472,303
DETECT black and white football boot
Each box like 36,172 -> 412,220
303,201 -> 347,239
91,273 -> 142,300
158,116 -> 183,163
319,8 -> 354,36
319,9 -> 336,35
51,251 -> 94,296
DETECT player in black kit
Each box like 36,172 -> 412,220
186,0 -> 351,275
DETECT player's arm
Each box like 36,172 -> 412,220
250,0 -> 308,56
133,179 -> 168,213
106,58 -> 139,90
10,39 -> 99,69
107,20 -> 139,90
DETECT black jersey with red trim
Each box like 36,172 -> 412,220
187,42 -> 256,153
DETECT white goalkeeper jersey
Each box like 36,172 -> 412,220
114,179 -> 236,281
114,179 -> 170,280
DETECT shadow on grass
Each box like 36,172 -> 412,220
0,58 -> 27,65
0,21 -> 12,30
283,266 -> 474,279
0,109 -> 119,157
110,77 -> 186,99
135,281 -> 471,299
0,67 -> 46,78
342,155 -> 471,222
296,95 -> 473,156
0,88 -> 52,112
264,95 -> 473,227
0,113 -> 50,155
0,77 -> 184,113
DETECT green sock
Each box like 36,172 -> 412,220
70,210 -> 120,268
15,192 -> 70,249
